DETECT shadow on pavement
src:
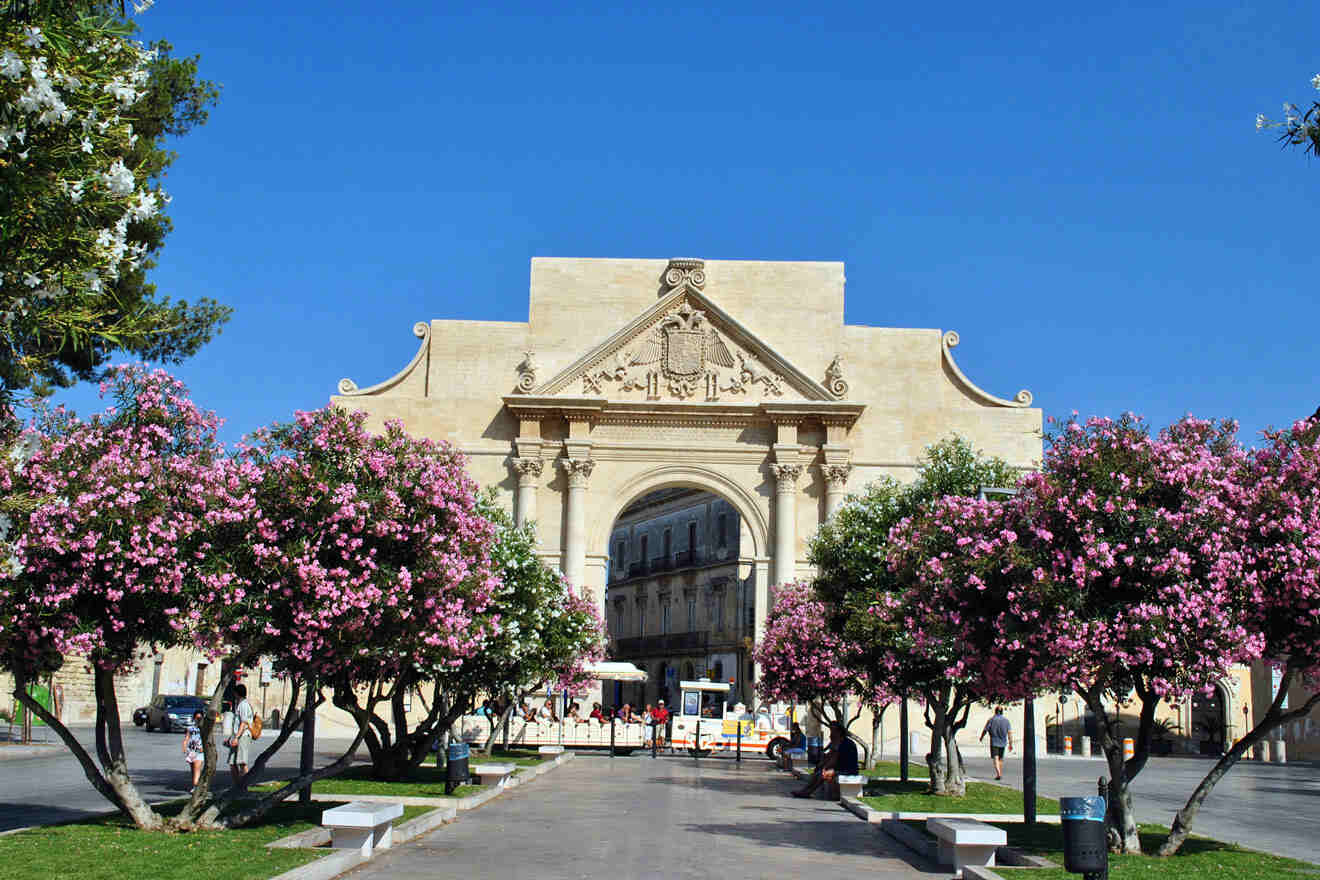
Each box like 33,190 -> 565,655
678,819 -> 941,873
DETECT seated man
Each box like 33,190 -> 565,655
791,721 -> 859,799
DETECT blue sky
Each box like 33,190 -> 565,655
49,1 -> 1320,448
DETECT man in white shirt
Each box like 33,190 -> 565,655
227,683 -> 255,788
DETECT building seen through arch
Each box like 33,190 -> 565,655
605,488 -> 754,709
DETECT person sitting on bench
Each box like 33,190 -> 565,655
791,720 -> 859,798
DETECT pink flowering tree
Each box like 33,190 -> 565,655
811,436 -> 1033,794
1021,414 -> 1256,853
1158,416 -> 1320,855
0,366 -> 249,831
181,407 -> 503,822
754,581 -> 893,762
873,495 -> 1062,795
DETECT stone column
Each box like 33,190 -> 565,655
512,458 -> 543,526
559,458 -> 595,587
822,463 -> 852,519
770,463 -> 802,586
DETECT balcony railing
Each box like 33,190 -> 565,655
612,631 -> 707,658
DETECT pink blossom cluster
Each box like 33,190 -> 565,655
219,407 -> 502,685
881,495 -> 1066,702
1237,418 -> 1320,685
0,365 -> 245,674
1022,415 -> 1261,698
754,581 -> 888,708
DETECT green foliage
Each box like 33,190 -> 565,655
809,435 -> 1020,682
0,5 -> 227,406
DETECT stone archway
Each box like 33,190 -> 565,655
332,257 -> 1042,649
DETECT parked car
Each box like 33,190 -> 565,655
132,706 -> 148,727
145,694 -> 209,733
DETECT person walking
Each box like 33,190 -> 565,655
227,683 -> 255,789
980,706 -> 1014,780
182,709 -> 205,790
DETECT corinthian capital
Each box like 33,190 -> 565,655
512,457 -> 544,484
560,457 -> 596,488
821,463 -> 852,492
770,462 -> 803,492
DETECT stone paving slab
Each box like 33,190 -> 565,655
344,754 -> 943,880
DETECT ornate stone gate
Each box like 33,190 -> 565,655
333,257 -> 1041,651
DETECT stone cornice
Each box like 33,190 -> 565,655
502,395 -> 864,430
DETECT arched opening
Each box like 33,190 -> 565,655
604,487 -> 759,711
1191,683 -> 1229,756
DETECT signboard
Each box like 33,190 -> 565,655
721,719 -> 754,737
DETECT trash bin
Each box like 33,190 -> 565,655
806,736 -> 822,765
1060,795 -> 1107,874
446,742 -> 470,794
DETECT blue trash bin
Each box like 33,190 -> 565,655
1060,795 -> 1107,874
446,742 -> 470,794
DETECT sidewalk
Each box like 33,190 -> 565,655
344,754 -> 942,880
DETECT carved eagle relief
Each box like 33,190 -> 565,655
628,303 -> 734,379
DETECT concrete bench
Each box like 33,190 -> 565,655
321,800 -> 404,857
836,774 -> 865,800
926,817 -> 1007,878
538,745 -> 564,756
470,762 -> 517,788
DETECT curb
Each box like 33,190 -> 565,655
267,849 -> 365,880
962,867 -> 1009,880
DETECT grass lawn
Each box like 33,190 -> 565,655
860,778 -> 1060,815
0,799 -> 431,880
900,820 -> 1320,879
254,747 -> 549,799
862,760 -> 929,779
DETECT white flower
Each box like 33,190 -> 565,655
22,27 -> 44,49
22,272 -> 40,288
80,137 -> 93,153
1313,73 -> 1320,90
0,50 -> 23,81
132,0 -> 155,12
101,159 -> 134,196
1256,113 -> 1267,130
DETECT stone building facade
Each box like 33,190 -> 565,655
605,488 -> 754,709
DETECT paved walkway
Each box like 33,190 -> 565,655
347,754 -> 942,880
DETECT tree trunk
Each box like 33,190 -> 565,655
1082,686 -> 1141,853
1158,667 -> 1320,856
868,705 -> 886,770
13,672 -> 130,817
218,726 -> 367,828
923,686 -> 967,796
91,667 -> 162,829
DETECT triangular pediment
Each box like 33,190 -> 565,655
532,287 -> 836,403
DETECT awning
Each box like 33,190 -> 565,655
587,661 -> 648,682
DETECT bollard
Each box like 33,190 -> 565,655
694,718 -> 701,759
652,720 -> 658,759
736,719 -> 742,763
610,717 -> 616,758
1064,735 -> 1073,756
1080,735 -> 1091,757
1122,737 -> 1134,760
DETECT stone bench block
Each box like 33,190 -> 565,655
837,774 -> 865,800
538,745 -> 565,755
321,800 -> 405,858
471,762 -> 518,788
926,817 -> 1008,878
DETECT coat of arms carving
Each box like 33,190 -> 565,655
629,303 -> 735,380
580,299 -> 786,401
